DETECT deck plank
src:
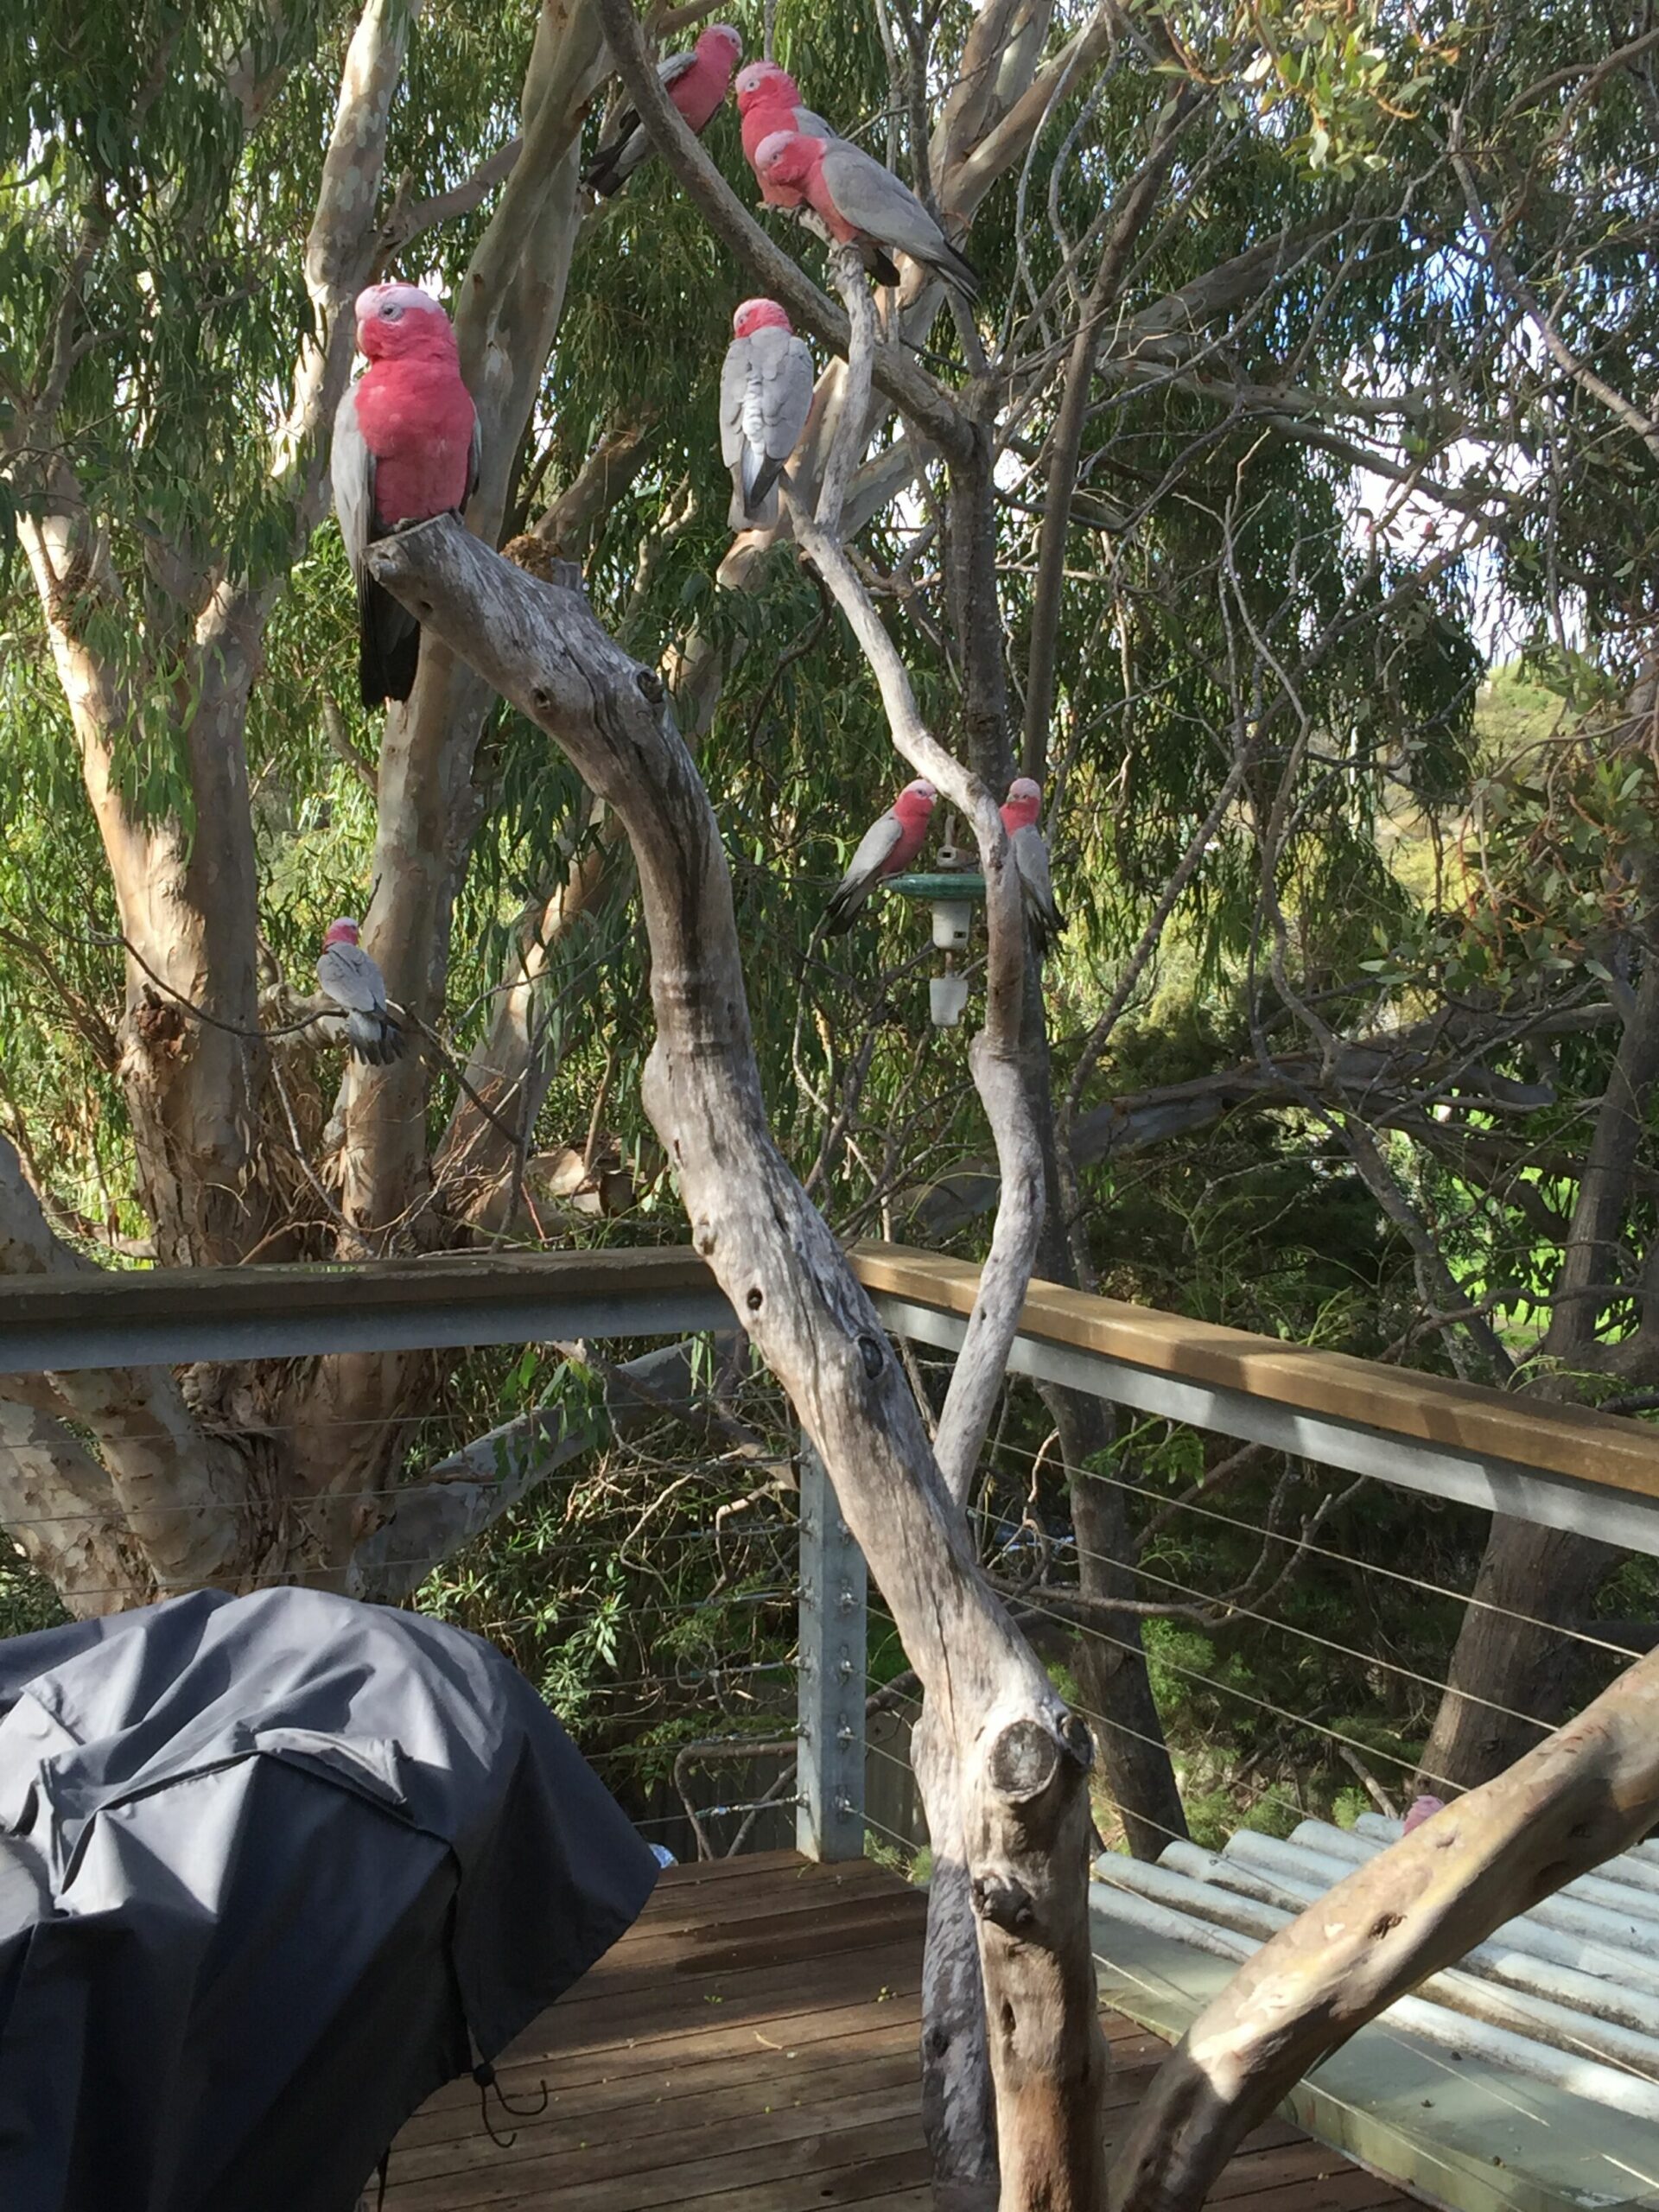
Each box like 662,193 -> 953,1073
383,1853 -> 1421,2211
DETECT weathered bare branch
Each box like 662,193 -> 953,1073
367,510 -> 1109,2209
1109,1643 -> 1659,2210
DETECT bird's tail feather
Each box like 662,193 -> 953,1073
346,1009 -> 406,1065
933,237 -> 982,302
744,448 -> 785,518
1025,893 -> 1065,958
359,574 -> 420,709
582,131 -> 642,196
730,480 -> 781,531
822,883 -> 867,936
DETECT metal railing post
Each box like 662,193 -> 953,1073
796,1435 -> 867,1860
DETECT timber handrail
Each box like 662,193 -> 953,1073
850,1243 -> 1659,1510
1,1240 -> 1656,1513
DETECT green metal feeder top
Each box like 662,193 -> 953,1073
884,871 -> 988,901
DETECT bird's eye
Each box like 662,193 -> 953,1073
380,302 -> 400,318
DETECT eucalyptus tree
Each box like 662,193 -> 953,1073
7,0 -> 1659,2203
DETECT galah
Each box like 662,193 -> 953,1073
583,22 -> 743,197
332,283 -> 479,709
316,918 -> 405,1065
1402,1793 -> 1446,1834
720,299 -> 814,529
1000,778 -> 1065,953
823,779 -> 937,934
753,130 -> 981,301
737,62 -> 836,207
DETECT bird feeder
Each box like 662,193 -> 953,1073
884,845 -> 987,1027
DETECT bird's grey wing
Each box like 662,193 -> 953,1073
719,334 -> 753,469
838,810 -> 905,893
316,942 -> 389,1014
1014,824 -> 1063,927
761,331 -> 815,461
332,383 -> 375,577
611,47 -> 697,138
820,142 -> 945,263
796,105 -> 836,137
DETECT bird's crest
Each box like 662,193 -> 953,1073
753,130 -> 814,179
736,60 -> 798,104
733,298 -> 791,337
354,283 -> 457,361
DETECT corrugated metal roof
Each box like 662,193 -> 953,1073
1090,1813 -> 1659,2212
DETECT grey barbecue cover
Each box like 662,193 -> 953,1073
0,1586 -> 657,2211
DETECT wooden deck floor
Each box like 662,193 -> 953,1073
383,1850 -> 1421,2212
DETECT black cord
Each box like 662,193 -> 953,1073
472,2058 -> 550,2150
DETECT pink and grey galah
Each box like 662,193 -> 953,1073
823,779 -> 937,935
332,283 -> 480,709
1402,1794 -> 1446,1834
1001,778 -> 1065,954
316,918 -> 405,1065
752,130 -> 980,300
583,22 -> 743,197
720,300 -> 815,530
737,62 -> 836,207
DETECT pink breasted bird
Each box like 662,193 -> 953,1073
721,300 -> 815,529
584,22 -> 743,197
737,63 -> 836,207
823,780 -> 937,935
753,130 -> 980,300
332,283 -> 480,709
1001,778 -> 1065,954
1402,1794 -> 1446,1834
316,918 -> 405,1065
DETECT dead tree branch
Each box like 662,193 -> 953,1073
1110,1642 -> 1659,2209
367,512 -> 1109,2212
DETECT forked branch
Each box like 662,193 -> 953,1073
367,512 -> 1109,2211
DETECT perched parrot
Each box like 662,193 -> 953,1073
1000,777 -> 1065,954
332,283 -> 479,709
737,62 -> 836,207
583,22 -> 743,196
1402,1794 -> 1446,1834
720,299 -> 815,529
823,779 -> 937,934
317,918 -> 405,1065
752,130 -> 980,300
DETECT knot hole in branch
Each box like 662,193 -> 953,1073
987,1714 -> 1088,1807
972,1872 -> 1035,1933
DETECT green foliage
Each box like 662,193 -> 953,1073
3,0 -> 1657,1859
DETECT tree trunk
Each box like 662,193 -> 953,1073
1418,1516 -> 1614,1788
1051,1389 -> 1189,1861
